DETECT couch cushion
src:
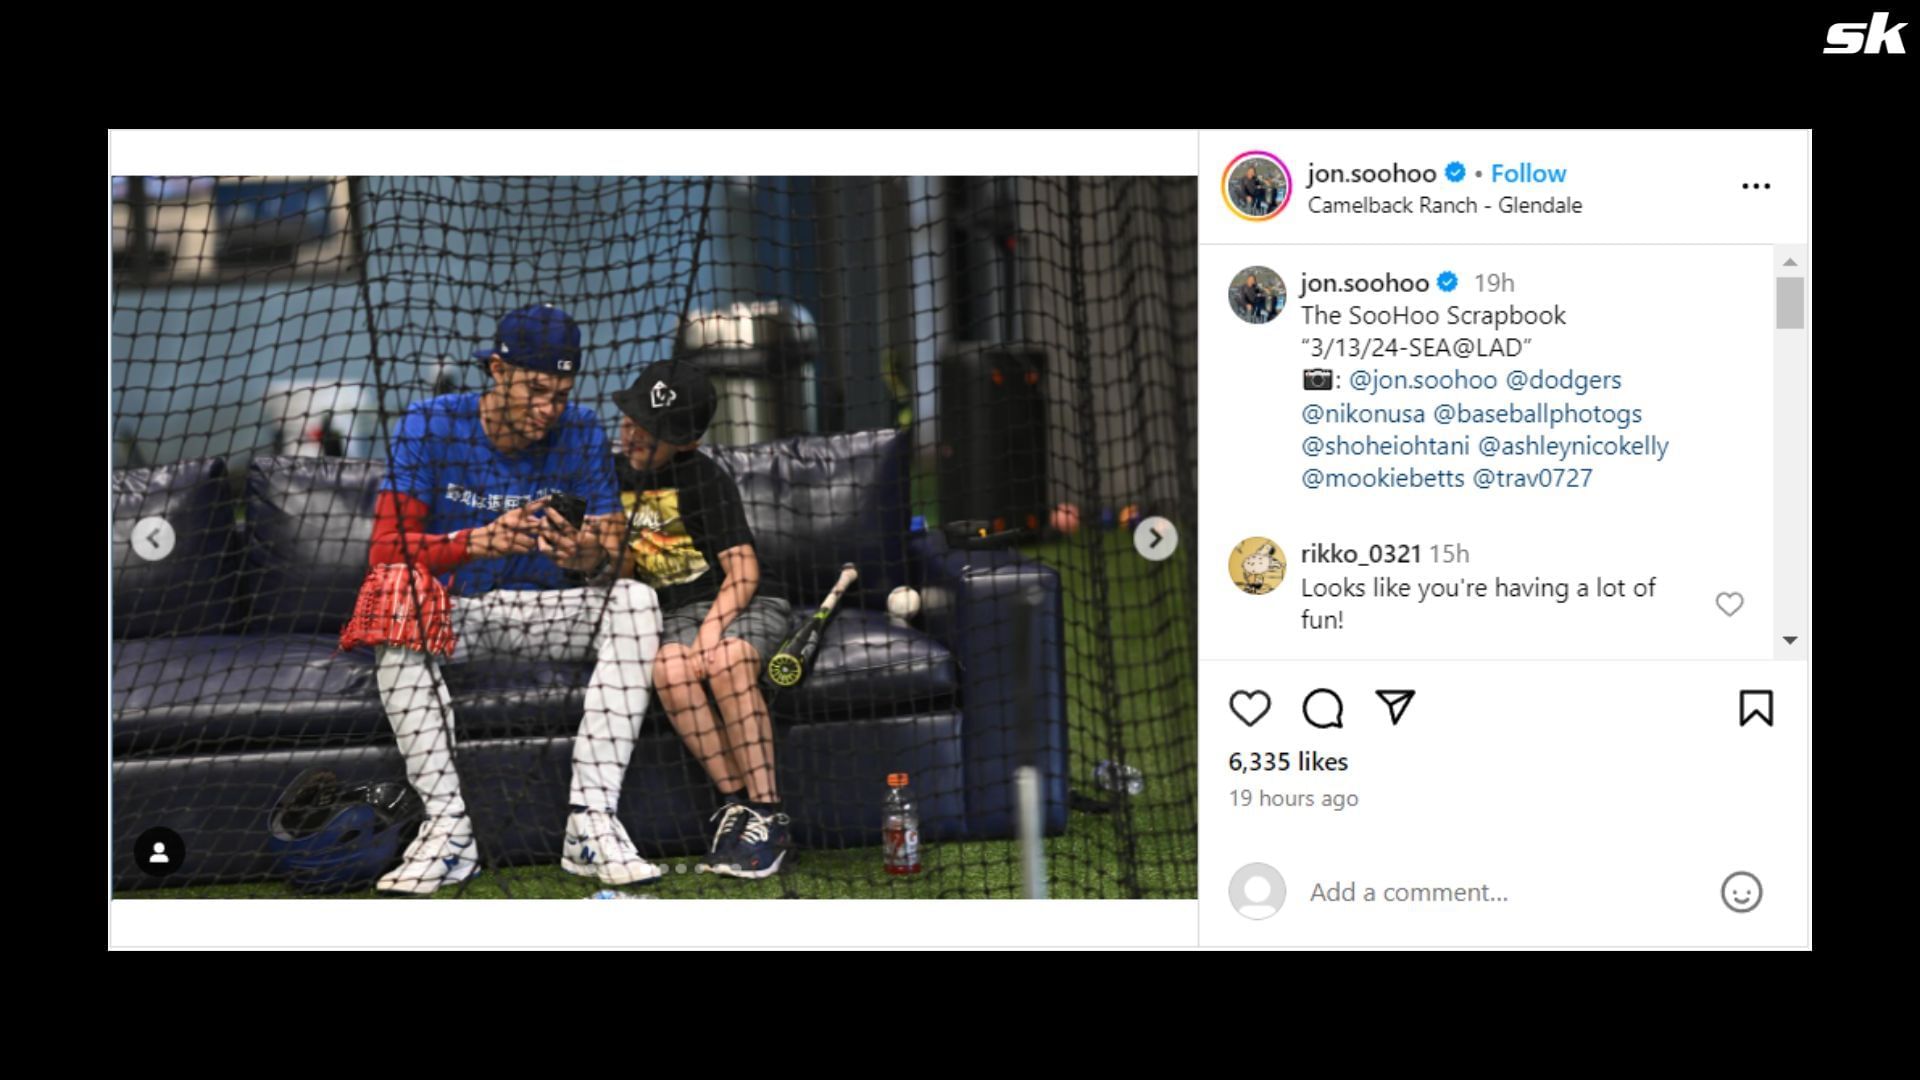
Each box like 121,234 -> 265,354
429,609 -> 958,728
244,457 -> 385,635
776,609 -> 957,718
114,614 -> 958,755
113,459 -> 239,639
704,428 -> 912,610
111,636 -> 594,754
113,636 -> 384,755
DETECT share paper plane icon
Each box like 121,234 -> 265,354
1376,690 -> 1415,726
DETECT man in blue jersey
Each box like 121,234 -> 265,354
367,303 -> 665,895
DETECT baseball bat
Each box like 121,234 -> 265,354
767,564 -> 859,688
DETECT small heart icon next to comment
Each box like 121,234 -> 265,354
1230,691 -> 1272,727
1716,592 -> 1745,617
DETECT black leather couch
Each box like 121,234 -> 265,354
111,429 -> 1066,890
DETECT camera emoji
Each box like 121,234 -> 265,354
1302,368 -> 1333,391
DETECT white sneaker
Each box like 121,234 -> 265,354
376,817 -> 480,896
562,810 -> 664,886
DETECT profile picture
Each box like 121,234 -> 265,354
1221,152 -> 1291,220
1229,266 -> 1287,324
1228,538 -> 1286,595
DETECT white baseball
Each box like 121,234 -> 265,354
887,586 -> 922,619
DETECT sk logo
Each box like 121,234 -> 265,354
1826,12 -> 1908,53
651,380 -> 676,409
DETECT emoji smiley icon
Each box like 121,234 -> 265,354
1721,871 -> 1763,914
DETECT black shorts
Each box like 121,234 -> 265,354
659,596 -> 793,661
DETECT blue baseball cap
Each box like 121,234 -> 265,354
471,303 -> 583,373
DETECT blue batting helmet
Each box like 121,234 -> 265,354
268,768 -> 425,894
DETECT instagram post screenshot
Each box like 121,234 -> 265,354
111,127 -> 1812,950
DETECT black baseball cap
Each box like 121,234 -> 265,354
613,361 -> 718,445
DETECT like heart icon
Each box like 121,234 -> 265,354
1230,690 -> 1271,727
1716,592 -> 1745,617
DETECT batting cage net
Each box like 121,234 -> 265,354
111,176 -> 1197,899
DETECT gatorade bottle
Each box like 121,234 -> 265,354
882,772 -> 921,875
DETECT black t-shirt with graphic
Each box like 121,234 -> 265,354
616,450 -> 755,612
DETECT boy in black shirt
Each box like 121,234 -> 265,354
612,362 -> 794,878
